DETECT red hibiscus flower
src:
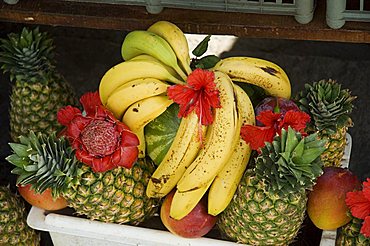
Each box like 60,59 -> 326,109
57,91 -> 139,173
240,109 -> 310,151
346,178 -> 370,237
167,68 -> 220,126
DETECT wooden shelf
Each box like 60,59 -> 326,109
1,0 -> 370,43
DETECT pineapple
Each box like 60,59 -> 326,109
218,127 -> 326,245
336,217 -> 370,246
0,186 -> 40,245
6,131 -> 159,225
0,27 -> 77,142
295,79 -> 356,167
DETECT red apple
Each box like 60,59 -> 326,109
160,191 -> 217,238
255,96 -> 299,125
18,184 -> 68,211
307,167 -> 361,230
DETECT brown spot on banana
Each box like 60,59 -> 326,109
259,66 -> 280,77
213,57 -> 291,99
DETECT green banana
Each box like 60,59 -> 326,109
147,21 -> 192,76
121,30 -> 188,81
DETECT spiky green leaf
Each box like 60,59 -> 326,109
255,127 -> 326,194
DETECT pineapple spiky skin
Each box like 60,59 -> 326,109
6,131 -> 159,225
63,159 -> 159,225
319,126 -> 348,167
9,76 -> 76,142
0,186 -> 40,245
336,218 -> 370,246
218,128 -> 326,245
218,169 -> 307,245
0,27 -> 78,142
295,79 -> 355,167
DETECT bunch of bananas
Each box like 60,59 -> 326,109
99,20 -> 291,219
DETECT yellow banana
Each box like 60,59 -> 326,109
129,54 -> 182,80
213,56 -> 291,99
133,128 -> 146,159
208,84 -> 255,216
105,78 -> 169,119
121,30 -> 188,81
122,95 -> 174,158
176,71 -> 238,192
99,59 -> 184,104
146,112 -> 206,198
170,180 -> 212,220
147,21 -> 192,76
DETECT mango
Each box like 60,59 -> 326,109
160,190 -> 217,238
307,167 -> 361,230
18,184 -> 67,211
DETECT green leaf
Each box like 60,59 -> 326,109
192,35 -> 211,57
8,143 -> 29,157
195,55 -> 220,69
5,154 -> 28,168
297,147 -> 326,164
16,172 -> 34,185
292,139 -> 304,159
285,127 -> 299,154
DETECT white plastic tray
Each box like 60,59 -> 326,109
27,134 -> 352,246
28,206 -> 238,246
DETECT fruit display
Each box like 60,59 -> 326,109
295,79 -> 356,167
3,21 -> 364,245
0,27 -> 78,142
0,186 -> 40,245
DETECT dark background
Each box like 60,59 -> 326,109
1,23 -> 369,245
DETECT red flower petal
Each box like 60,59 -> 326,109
57,106 -> 81,126
80,91 -> 102,116
256,111 -> 282,127
240,125 -> 276,151
167,85 -> 196,118
75,149 -> 93,165
361,216 -> 370,238
117,146 -> 139,169
279,110 -> 310,135
66,116 -> 91,140
363,178 -> 370,190
167,69 -> 220,126
92,157 -> 115,173
120,129 -> 140,147
187,68 -> 216,90
59,91 -> 139,172
346,190 -> 370,219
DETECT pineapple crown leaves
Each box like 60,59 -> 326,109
295,79 -> 356,134
255,127 -> 326,196
5,131 -> 79,198
0,27 -> 56,83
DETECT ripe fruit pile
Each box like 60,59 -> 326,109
2,21 -> 363,245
